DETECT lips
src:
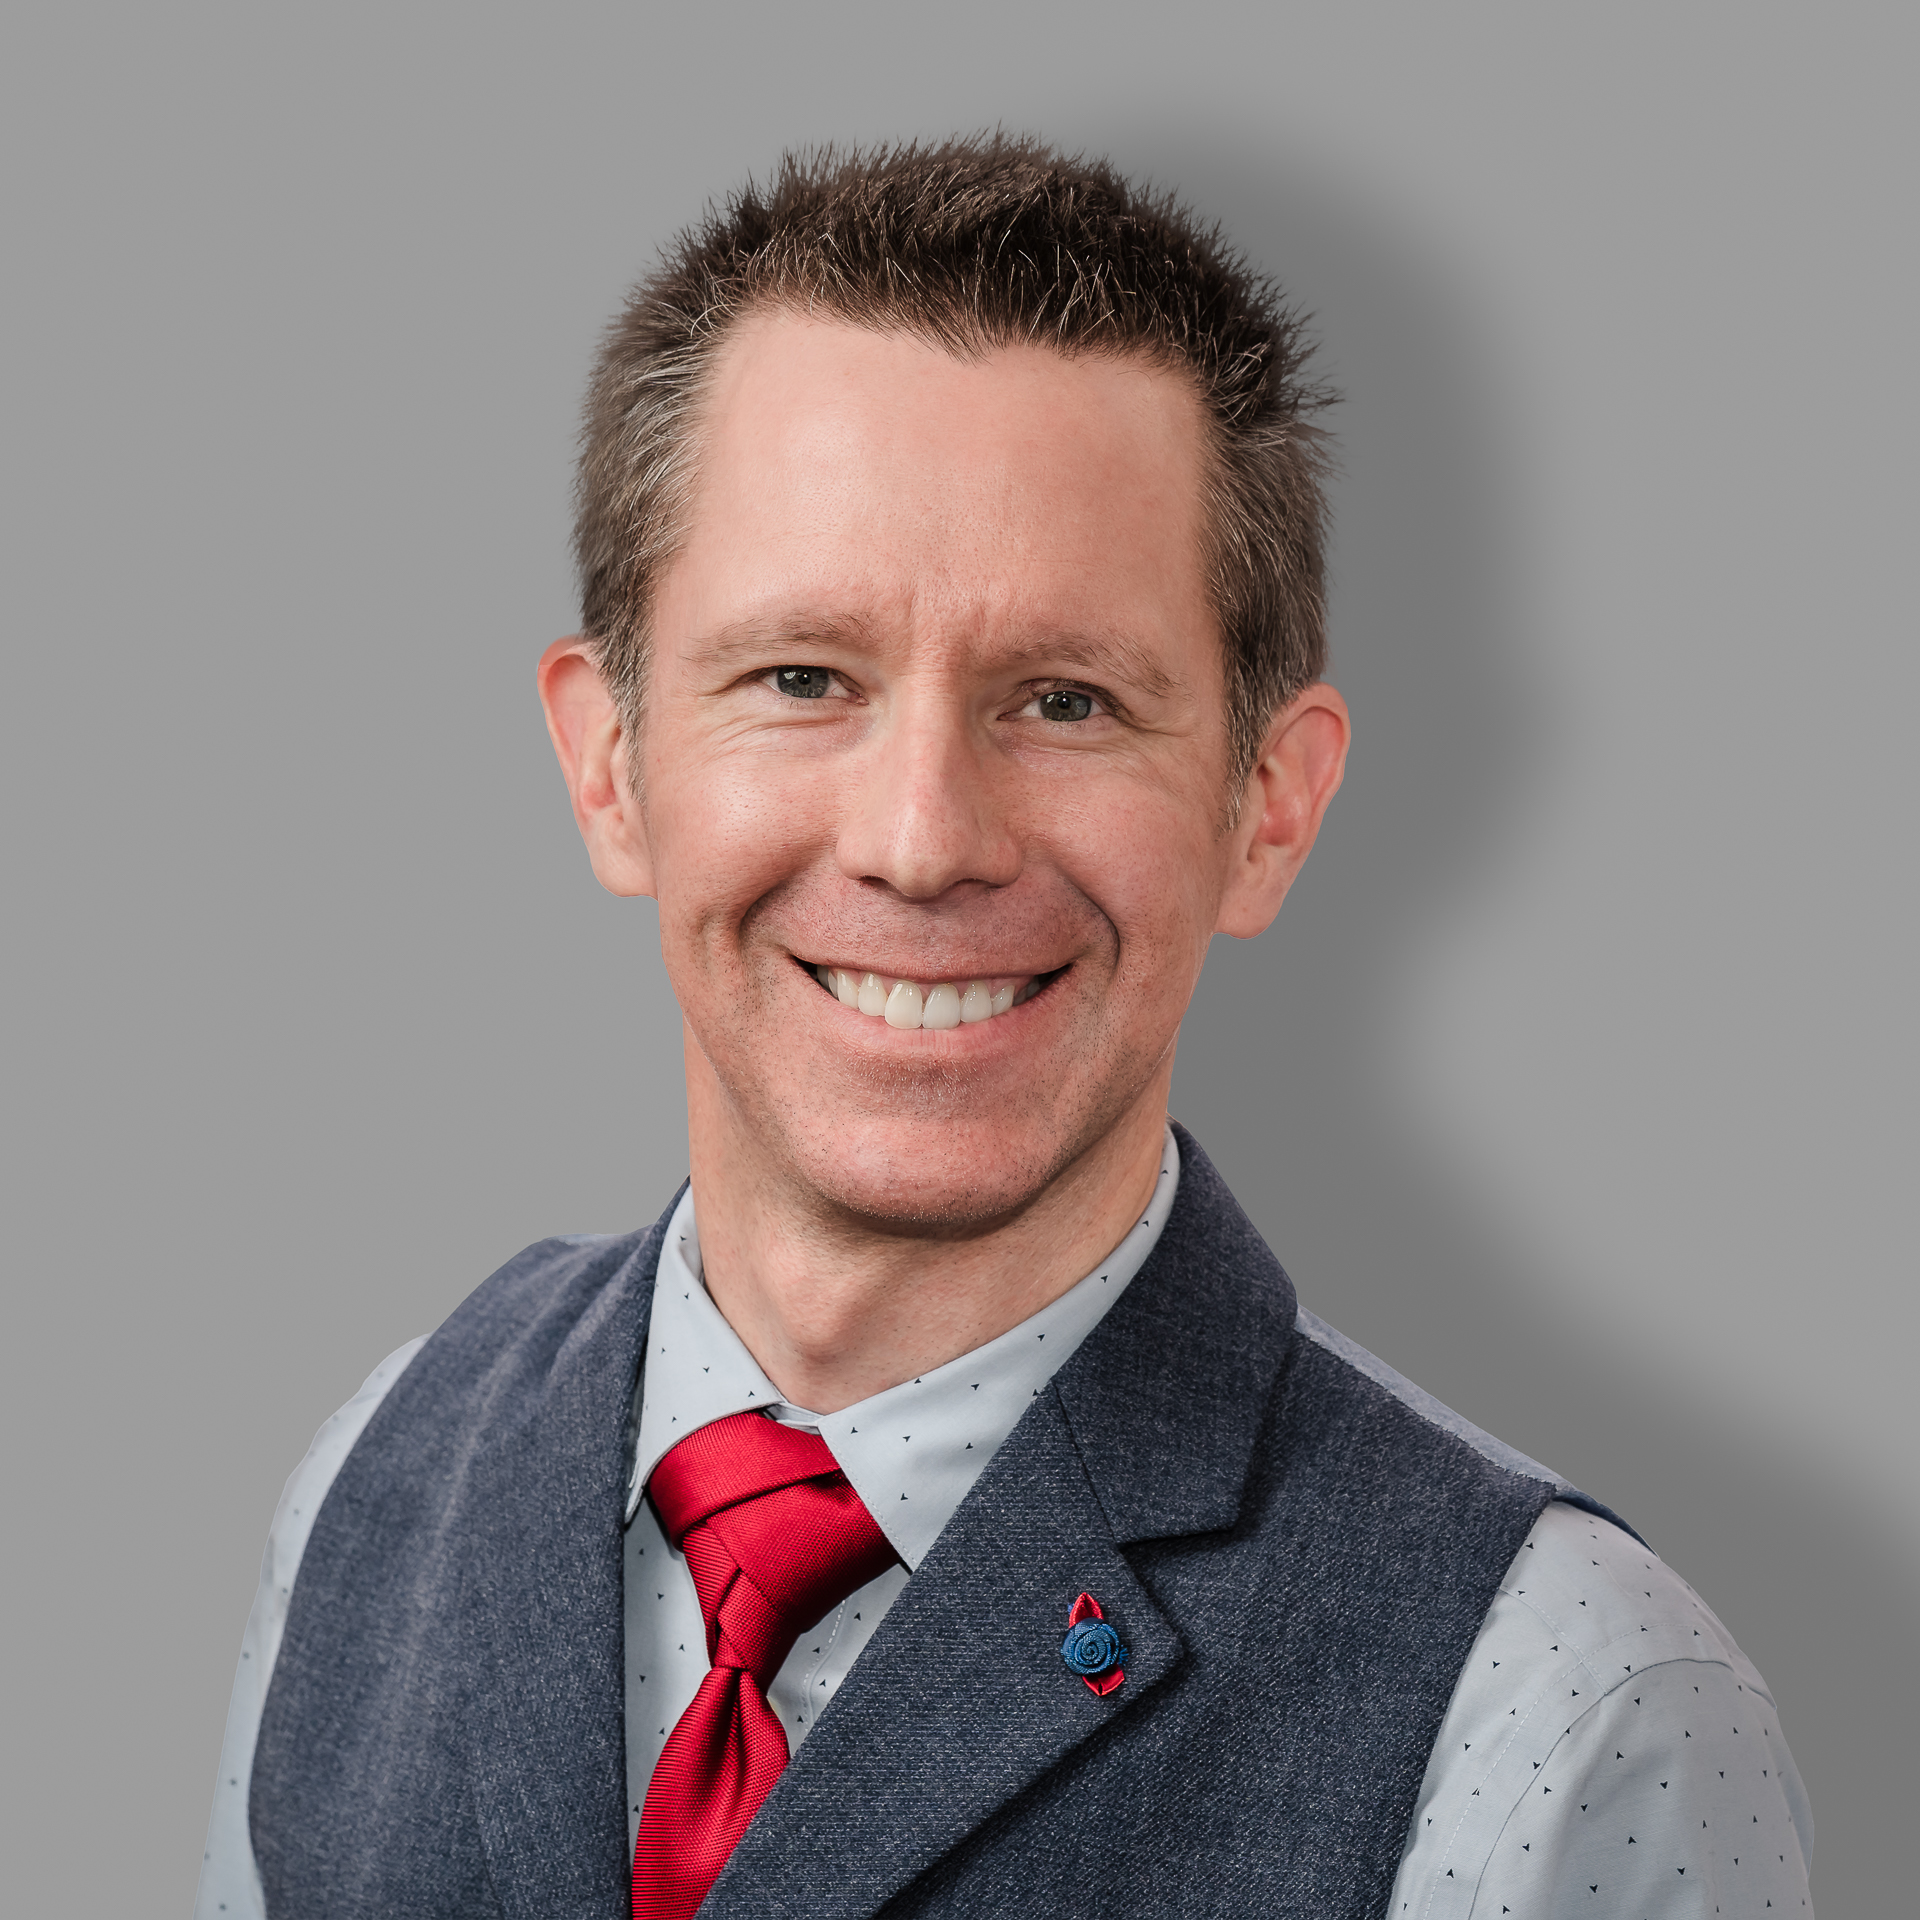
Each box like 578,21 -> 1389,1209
807,964 -> 1050,1030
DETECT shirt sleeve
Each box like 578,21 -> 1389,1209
1480,1656 -> 1812,1915
1385,1497 -> 1814,1918
192,1338 -> 426,1920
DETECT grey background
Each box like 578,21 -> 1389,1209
3,3 -> 1912,1912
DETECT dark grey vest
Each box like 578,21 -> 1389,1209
253,1127 -> 1617,1918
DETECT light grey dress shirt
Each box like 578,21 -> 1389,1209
196,1128 -> 1812,1917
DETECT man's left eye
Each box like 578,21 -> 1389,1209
772,666 -> 836,699
1034,688 -> 1098,723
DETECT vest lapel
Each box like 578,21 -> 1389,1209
703,1388 -> 1183,1920
703,1128 -> 1298,1920
460,1220 -> 666,1919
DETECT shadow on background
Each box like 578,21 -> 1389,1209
1147,129 -> 1912,1913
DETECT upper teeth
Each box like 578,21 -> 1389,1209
815,967 -> 1038,1030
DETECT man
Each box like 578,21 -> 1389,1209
197,139 -> 1812,1918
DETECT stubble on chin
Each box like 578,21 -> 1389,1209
704,1010 -> 1165,1241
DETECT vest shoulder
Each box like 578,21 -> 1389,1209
378,1218 -> 670,1419
465,1228 -> 657,1320
1289,1306 -> 1643,1544
445,1227 -> 655,1338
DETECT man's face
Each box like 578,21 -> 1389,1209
632,315 -> 1255,1230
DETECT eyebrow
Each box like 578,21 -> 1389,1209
684,613 -> 884,672
685,614 -> 1185,703
1023,631 -> 1182,703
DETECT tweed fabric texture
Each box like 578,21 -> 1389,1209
251,1132 -> 1572,1919
250,1211 -> 672,1920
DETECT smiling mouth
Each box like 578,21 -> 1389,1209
801,961 -> 1062,1031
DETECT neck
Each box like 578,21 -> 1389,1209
682,1043 -> 1172,1414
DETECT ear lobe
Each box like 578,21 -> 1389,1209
536,635 -> 656,898
1214,683 -> 1351,940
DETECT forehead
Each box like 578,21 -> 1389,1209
658,312 -> 1216,672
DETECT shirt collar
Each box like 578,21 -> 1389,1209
628,1126 -> 1181,1569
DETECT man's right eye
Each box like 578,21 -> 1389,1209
773,666 -> 835,699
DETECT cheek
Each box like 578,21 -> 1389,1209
1051,782 -> 1226,986
643,741 -> 826,964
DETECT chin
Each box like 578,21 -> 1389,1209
794,1114 -> 1073,1235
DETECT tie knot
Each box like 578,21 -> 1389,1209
647,1409 -> 899,1687
648,1407 -> 843,1539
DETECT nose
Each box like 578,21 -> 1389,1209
835,693 -> 1022,901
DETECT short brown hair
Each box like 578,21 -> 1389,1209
575,135 -> 1334,791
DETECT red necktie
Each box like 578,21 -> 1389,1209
632,1409 -> 900,1919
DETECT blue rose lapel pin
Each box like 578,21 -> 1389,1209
1060,1591 -> 1127,1696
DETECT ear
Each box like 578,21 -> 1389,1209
1214,682 -> 1351,939
536,636 -> 655,898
